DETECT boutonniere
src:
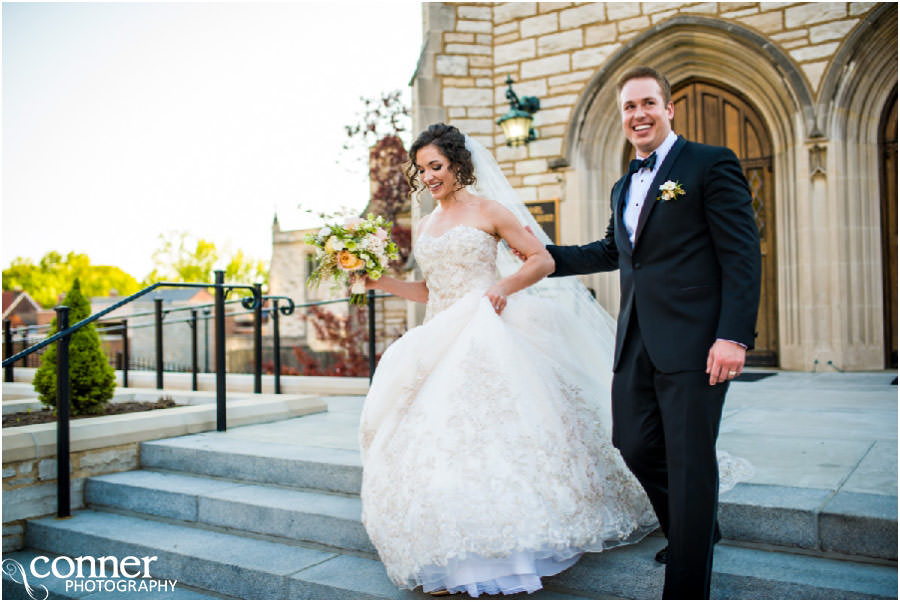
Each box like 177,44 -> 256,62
657,180 -> 686,202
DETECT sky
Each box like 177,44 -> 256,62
2,1 -> 423,279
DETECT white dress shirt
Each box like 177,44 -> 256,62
623,131 -> 679,245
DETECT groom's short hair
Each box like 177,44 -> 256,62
616,67 -> 672,105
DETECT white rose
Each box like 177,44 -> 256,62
318,226 -> 332,238
363,234 -> 383,252
326,236 -> 345,252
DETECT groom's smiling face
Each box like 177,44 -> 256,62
620,77 -> 675,157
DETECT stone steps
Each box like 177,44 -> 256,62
139,434 -> 898,561
140,434 -> 362,495
16,431 -> 897,599
84,469 -> 374,553
21,510 -> 897,600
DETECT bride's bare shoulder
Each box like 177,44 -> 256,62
477,196 -> 518,224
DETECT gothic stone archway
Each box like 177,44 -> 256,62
564,17 -> 810,368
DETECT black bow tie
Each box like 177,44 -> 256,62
629,152 -> 657,174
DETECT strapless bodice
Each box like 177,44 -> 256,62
414,225 -> 498,321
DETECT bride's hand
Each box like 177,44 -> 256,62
485,283 -> 509,315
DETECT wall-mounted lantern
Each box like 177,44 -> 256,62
497,75 -> 540,147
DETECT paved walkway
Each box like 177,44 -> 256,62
210,370 -> 897,498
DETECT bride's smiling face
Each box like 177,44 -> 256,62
416,144 -> 458,201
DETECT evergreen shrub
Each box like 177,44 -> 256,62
33,279 -> 115,415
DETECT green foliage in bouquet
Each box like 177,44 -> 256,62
33,279 -> 116,415
304,214 -> 400,303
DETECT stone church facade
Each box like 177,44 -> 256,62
269,217 -> 410,356
411,2 -> 897,371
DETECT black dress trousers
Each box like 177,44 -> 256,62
610,309 -> 728,599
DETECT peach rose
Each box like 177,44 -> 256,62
338,250 -> 365,271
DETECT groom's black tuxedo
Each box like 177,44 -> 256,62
547,135 -> 761,599
548,136 -> 760,371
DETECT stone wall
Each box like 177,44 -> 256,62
270,219 -> 316,339
432,2 -> 877,194
2,444 -> 139,552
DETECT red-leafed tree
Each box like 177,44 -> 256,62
369,135 -> 412,266
344,90 -> 413,267
291,306 -> 381,377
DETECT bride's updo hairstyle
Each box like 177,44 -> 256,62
405,123 -> 476,195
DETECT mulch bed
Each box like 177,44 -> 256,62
3,398 -> 181,427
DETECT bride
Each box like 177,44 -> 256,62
359,123 -> 744,597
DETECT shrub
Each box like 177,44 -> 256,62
33,279 -> 115,415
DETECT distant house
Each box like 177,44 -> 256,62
2,290 -> 44,328
3,290 -> 53,367
92,288 -> 216,372
90,286 -> 266,373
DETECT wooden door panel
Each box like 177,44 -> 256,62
701,92 -> 721,146
672,92 -> 693,141
724,102 -> 741,153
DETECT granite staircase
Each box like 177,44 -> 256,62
7,431 -> 897,600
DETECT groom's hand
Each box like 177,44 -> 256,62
706,340 -> 746,386
510,226 -> 539,261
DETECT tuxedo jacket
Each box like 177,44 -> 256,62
548,136 -> 761,373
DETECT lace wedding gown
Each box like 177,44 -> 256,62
360,223 -> 668,597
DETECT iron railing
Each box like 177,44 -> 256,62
1,281 -> 391,518
1,271 -> 259,518
4,291 -> 391,391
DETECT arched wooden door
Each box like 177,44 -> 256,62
674,81 -> 778,365
880,87 -> 897,368
624,80 -> 779,365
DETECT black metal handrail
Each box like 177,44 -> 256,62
2,282 -> 394,519
2,282 -> 258,367
7,305 -> 269,389
2,297 -> 254,336
4,292 -> 393,382
1,271 -> 260,519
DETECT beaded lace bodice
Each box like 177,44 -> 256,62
415,224 -> 498,322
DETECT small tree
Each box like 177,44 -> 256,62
33,279 -> 116,415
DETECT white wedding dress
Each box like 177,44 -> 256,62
361,223 -> 656,596
359,136 -> 751,597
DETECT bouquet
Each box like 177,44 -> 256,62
305,214 -> 400,305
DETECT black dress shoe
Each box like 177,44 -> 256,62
654,527 -> 722,565
654,546 -> 669,564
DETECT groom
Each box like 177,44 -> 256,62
545,67 -> 761,599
